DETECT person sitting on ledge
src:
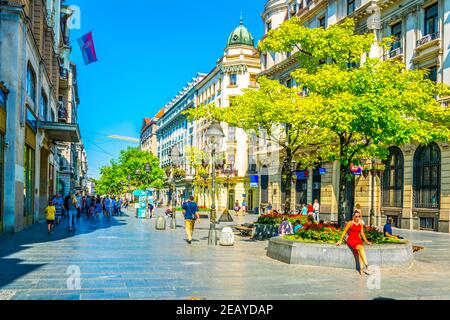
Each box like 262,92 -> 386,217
293,220 -> 303,233
278,217 -> 294,236
383,218 -> 404,239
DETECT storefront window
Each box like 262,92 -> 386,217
413,143 -> 440,209
383,147 -> 404,208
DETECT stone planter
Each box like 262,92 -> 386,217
267,237 -> 414,269
253,224 -> 279,240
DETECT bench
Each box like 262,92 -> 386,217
235,224 -> 254,237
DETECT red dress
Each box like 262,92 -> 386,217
347,222 -> 363,251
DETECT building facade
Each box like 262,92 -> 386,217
259,0 -> 450,232
156,74 -> 206,205
0,1 -> 85,234
140,108 -> 164,155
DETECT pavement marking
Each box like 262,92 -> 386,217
0,290 -> 17,300
97,236 -> 119,239
181,262 -> 203,266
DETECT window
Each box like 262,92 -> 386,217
229,74 -> 237,87
262,53 -> 268,69
424,3 -> 438,36
347,0 -> 355,15
26,64 -> 36,103
266,21 -> 272,32
24,144 -> 35,218
228,126 -> 236,142
286,79 -> 293,88
40,91 -> 48,121
382,147 -> 404,208
319,16 -> 326,29
391,22 -> 402,49
425,66 -> 438,83
387,215 -> 399,228
0,82 -> 8,109
413,143 -> 441,209
420,217 -> 436,230
26,106 -> 38,131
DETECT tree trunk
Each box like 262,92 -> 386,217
282,153 -> 293,214
338,166 -> 351,228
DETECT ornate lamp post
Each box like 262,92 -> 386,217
363,159 -> 385,227
205,121 -> 225,246
218,161 -> 238,223
169,145 -> 181,229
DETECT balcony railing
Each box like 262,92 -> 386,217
384,47 -> 403,60
416,31 -> 440,47
60,66 -> 68,80
58,106 -> 68,122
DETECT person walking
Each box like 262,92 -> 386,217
336,210 -> 373,275
313,199 -> 320,222
95,199 -> 103,222
76,192 -> 82,219
104,195 -> 112,220
52,193 -> 64,225
182,196 -> 200,245
117,197 -> 123,216
45,199 -> 56,235
234,200 -> 241,216
68,194 -> 78,232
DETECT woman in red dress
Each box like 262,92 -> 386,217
336,211 -> 373,275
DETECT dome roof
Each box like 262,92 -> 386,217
227,18 -> 255,47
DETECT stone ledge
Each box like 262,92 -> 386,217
267,237 -> 414,270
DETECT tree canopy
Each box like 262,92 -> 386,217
95,147 -> 165,195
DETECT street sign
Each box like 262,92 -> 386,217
320,168 -> 327,175
296,170 -> 309,180
350,164 -> 363,176
250,176 -> 258,188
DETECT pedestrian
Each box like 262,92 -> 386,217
112,197 -> 117,216
234,200 -> 241,216
68,194 -> 78,232
64,194 -> 70,218
45,199 -> 56,235
307,203 -> 314,216
384,218 -> 404,239
242,200 -> 247,215
336,210 -> 373,275
313,199 -> 320,222
278,217 -> 293,236
95,199 -> 103,222
148,201 -> 154,218
182,195 -> 200,244
104,195 -> 112,220
301,204 -> 308,216
117,197 -> 123,216
52,193 -> 64,225
76,192 -> 82,218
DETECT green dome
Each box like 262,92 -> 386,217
227,19 -> 255,47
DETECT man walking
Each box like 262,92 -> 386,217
182,196 -> 200,244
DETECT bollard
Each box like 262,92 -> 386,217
156,215 -> 166,230
219,227 -> 235,246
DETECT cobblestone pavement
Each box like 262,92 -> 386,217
1,208 -> 450,300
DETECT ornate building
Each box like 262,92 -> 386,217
258,0 -> 450,232
0,1 -> 85,234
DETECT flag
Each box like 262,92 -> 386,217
77,32 -> 98,65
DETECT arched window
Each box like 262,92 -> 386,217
382,147 -> 404,208
26,63 -> 36,103
413,143 -> 441,209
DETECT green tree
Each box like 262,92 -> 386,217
190,18 -> 450,223
96,147 -> 166,195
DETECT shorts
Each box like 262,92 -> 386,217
47,220 -> 55,225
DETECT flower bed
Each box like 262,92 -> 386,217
285,223 -> 403,245
257,213 -> 309,225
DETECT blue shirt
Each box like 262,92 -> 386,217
182,201 -> 198,220
384,224 -> 393,237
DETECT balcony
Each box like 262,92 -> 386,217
383,47 -> 404,61
416,31 -> 440,49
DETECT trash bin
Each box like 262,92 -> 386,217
156,216 -> 166,230
219,227 -> 235,246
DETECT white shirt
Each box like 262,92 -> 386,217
313,203 -> 320,212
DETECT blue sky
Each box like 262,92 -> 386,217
70,0 -> 265,178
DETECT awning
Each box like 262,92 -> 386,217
38,121 -> 81,143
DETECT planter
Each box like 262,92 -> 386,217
253,224 -> 279,240
267,237 -> 414,269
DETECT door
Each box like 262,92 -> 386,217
345,177 -> 356,220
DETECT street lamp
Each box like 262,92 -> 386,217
363,159 -> 385,227
169,145 -> 181,230
205,121 -> 225,246
218,161 -> 238,223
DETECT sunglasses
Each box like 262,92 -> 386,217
354,215 -> 361,218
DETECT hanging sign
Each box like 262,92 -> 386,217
296,170 -> 309,180
350,164 -> 363,176
319,168 -> 328,175
250,176 -> 259,188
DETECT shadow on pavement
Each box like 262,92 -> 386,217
0,214 -> 126,290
